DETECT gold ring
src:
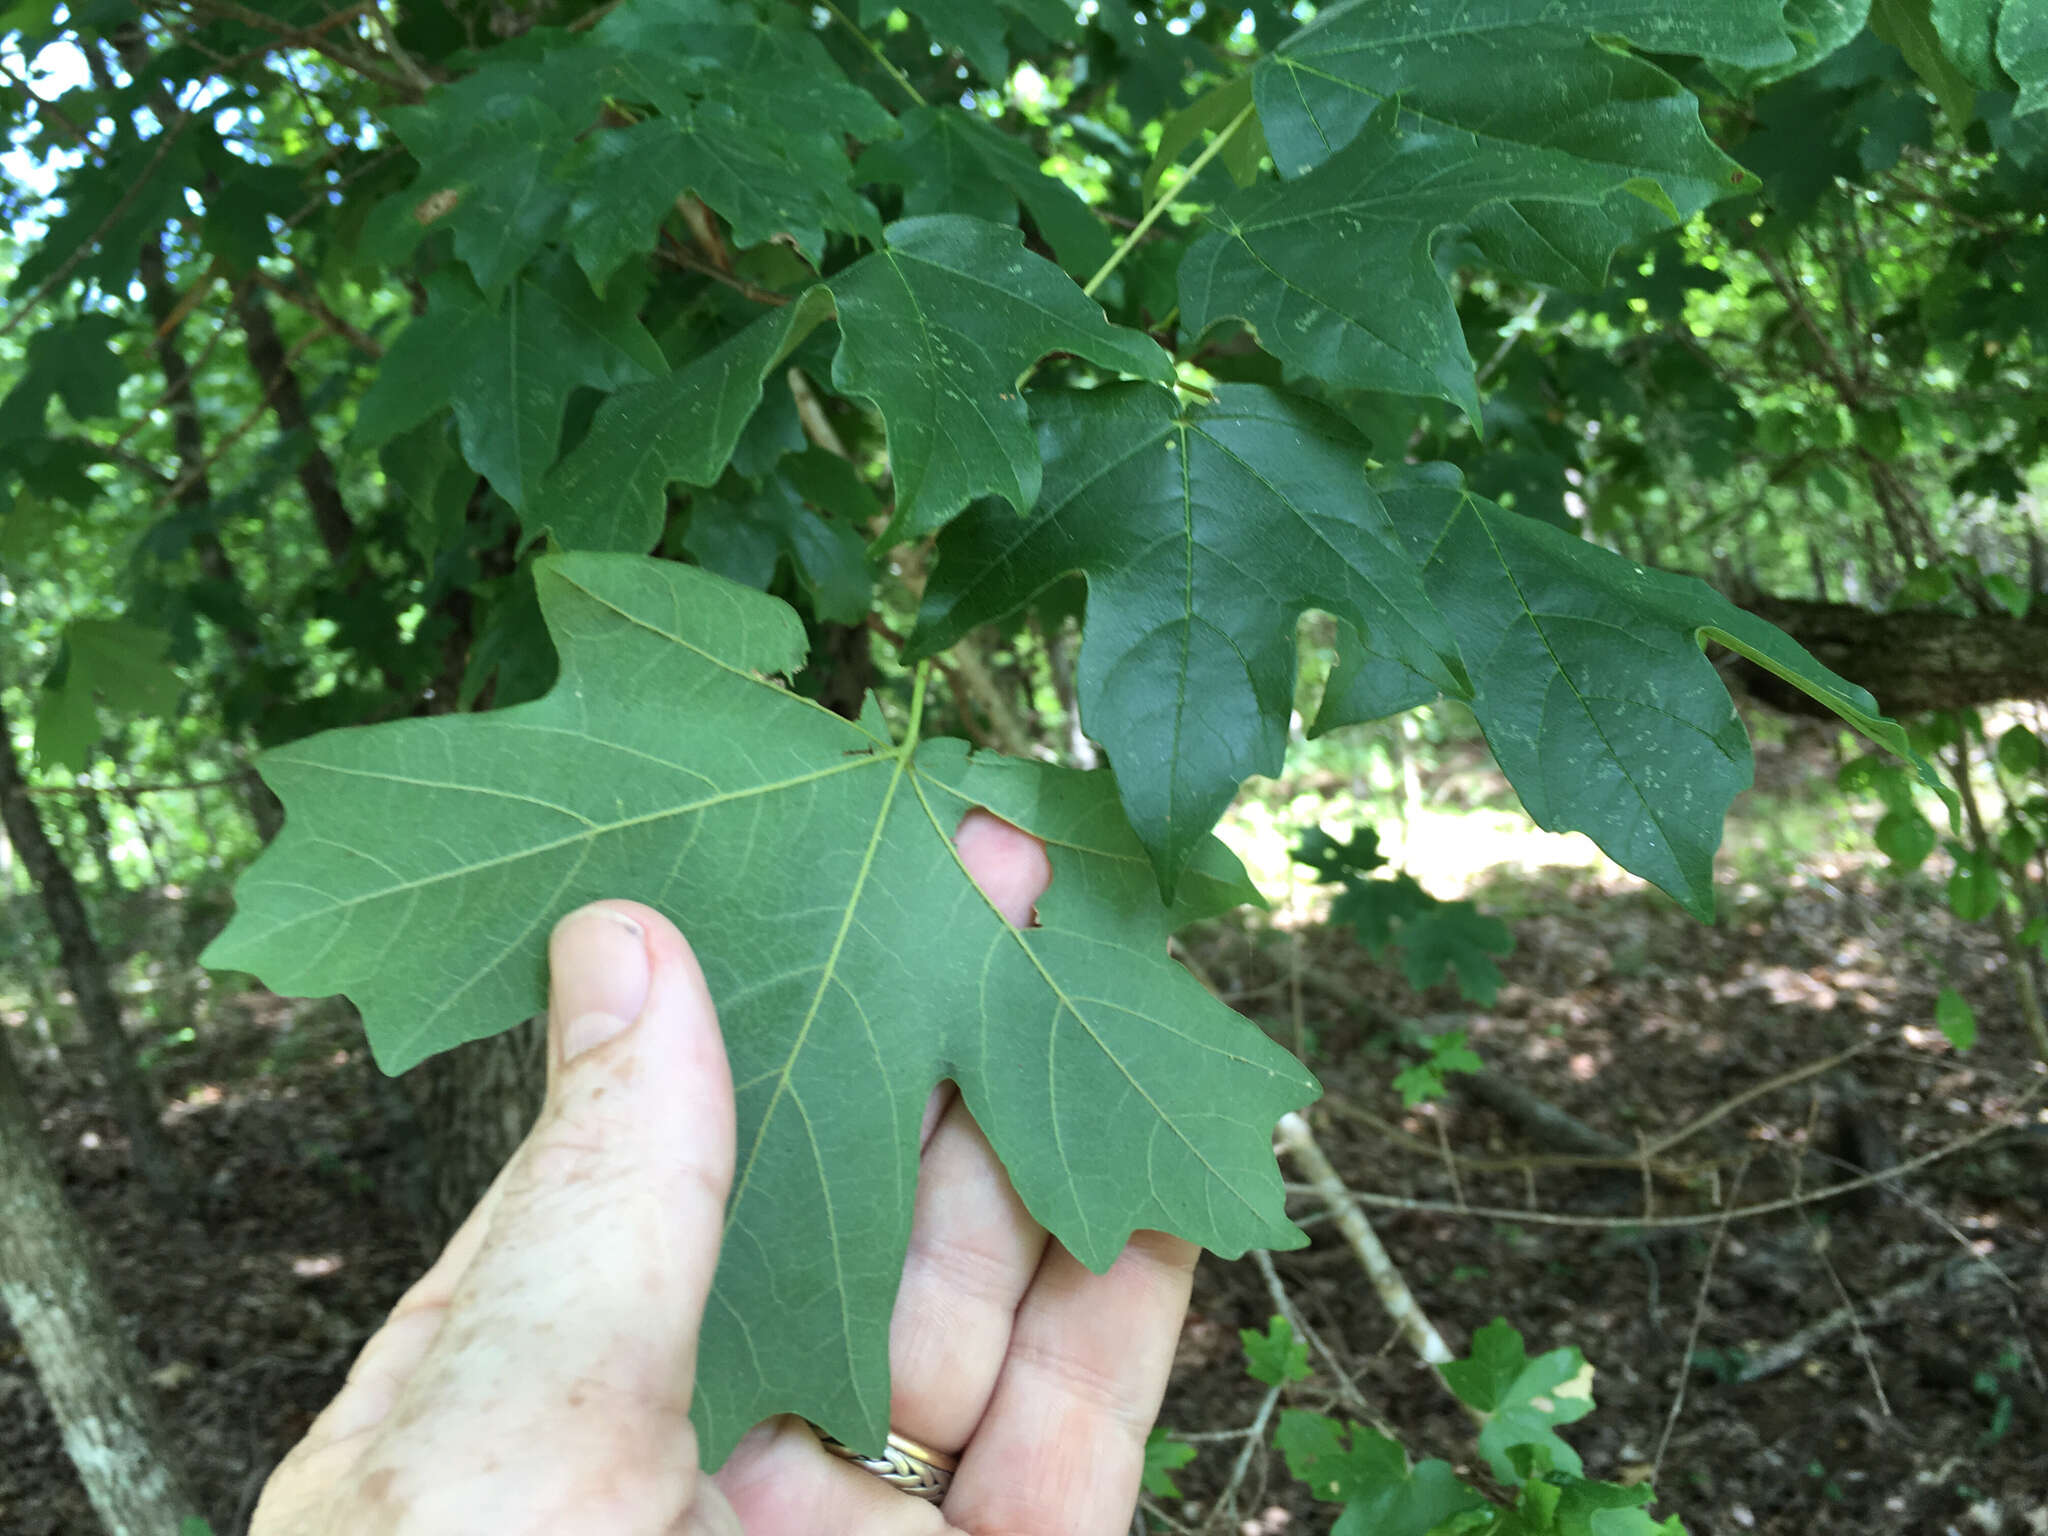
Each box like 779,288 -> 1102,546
811,1425 -> 959,1504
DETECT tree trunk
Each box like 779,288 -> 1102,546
0,1030 -> 207,1536
401,1017 -> 548,1240
1735,596 -> 2048,716
231,283 -> 358,568
0,695 -> 185,1208
78,783 -> 122,891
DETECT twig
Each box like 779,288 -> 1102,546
656,238 -> 791,306
160,323 -> 332,503
1645,1037 -> 1878,1154
1652,1156 -> 1749,1483
1733,1249 -> 2030,1384
1085,103 -> 1252,298
1208,1384 -> 1281,1529
256,270 -> 385,358
1279,1080 -> 2045,1229
788,367 -> 850,461
820,0 -> 926,107
1275,1111 -> 1454,1367
1249,1247 -> 1373,1419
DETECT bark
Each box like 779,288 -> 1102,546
0,1031 -> 206,1535
1736,596 -> 2048,716
77,785 -> 121,890
230,283 -> 356,567
0,694 -> 185,1207
401,1017 -> 547,1239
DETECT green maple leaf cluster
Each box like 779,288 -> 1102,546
174,0 -> 1970,1464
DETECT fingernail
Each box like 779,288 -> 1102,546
552,906 -> 650,1060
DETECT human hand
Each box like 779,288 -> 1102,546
252,809 -> 1197,1535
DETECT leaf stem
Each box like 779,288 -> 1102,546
821,0 -> 926,108
903,661 -> 932,754
1083,102 -> 1253,299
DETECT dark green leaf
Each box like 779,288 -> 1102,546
1948,847 -> 1999,920
354,253 -> 665,510
1376,468 -> 1946,918
1874,807 -> 1938,868
541,289 -> 836,551
545,218 -> 1170,547
0,314 -> 127,440
1182,106 -> 1725,422
910,383 -> 1459,895
1254,2 -> 1762,290
1874,0 -> 1982,122
1396,904 -> 1514,1004
202,552 -> 1316,1467
862,106 -> 1114,281
681,467 -> 873,624
1998,725 -> 2042,774
33,620 -> 183,771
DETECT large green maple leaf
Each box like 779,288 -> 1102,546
1251,0 -> 1765,283
1181,114 -> 1654,421
353,254 -> 665,510
1318,468 -> 1945,918
910,383 -> 1461,897
540,216 -> 1172,547
201,552 -> 1315,1465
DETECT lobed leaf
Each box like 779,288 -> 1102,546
202,551 -> 1316,1466
541,217 -> 1172,549
910,383 -> 1460,896
353,254 -> 665,510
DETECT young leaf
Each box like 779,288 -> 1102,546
1441,1319 -> 1595,1484
1274,1409 -> 1488,1533
910,383 -> 1460,896
33,621 -> 182,772
1242,1314 -> 1313,1386
1141,1428 -> 1198,1497
1934,986 -> 1978,1050
201,552 -> 1316,1466
542,218 -> 1171,549
354,253 -> 665,510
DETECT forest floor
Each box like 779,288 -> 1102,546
2,731 -> 2045,1536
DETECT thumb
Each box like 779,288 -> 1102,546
375,901 -> 737,1527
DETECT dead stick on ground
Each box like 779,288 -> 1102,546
1275,1111 -> 1455,1370
1652,1156 -> 1749,1484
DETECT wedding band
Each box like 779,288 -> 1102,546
812,1424 -> 959,1504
